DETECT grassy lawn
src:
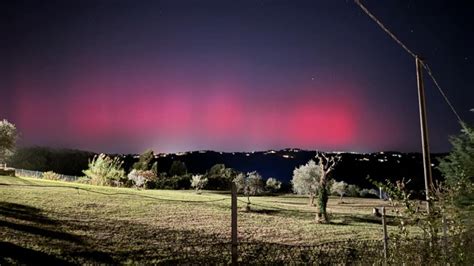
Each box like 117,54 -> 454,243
0,175 -> 396,263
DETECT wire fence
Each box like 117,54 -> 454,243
156,239 -> 384,264
127,236 -> 473,264
14,168 -> 80,182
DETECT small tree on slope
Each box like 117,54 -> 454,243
0,119 -> 18,165
234,171 -> 264,211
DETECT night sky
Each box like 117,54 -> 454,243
1,0 -> 473,153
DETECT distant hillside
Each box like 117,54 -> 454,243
149,149 -> 445,192
9,147 -> 446,193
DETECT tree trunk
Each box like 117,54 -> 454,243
245,195 -> 251,212
316,173 -> 329,223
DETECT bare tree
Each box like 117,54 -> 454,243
315,153 -> 341,223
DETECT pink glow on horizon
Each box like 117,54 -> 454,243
9,72 -> 404,153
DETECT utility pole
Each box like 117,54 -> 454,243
415,56 -> 433,213
381,207 -> 388,261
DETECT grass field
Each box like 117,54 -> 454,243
0,175 -> 396,264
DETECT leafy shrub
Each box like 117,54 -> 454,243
156,174 -> 191,189
76,176 -> 91,184
127,169 -> 157,188
346,184 -> 361,197
42,171 -> 62,181
169,161 -> 187,176
191,174 -> 208,193
204,164 -> 237,190
83,153 -> 125,186
331,180 -> 348,202
0,119 -> 18,164
265,177 -> 282,193
437,124 -> 474,214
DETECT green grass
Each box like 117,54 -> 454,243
0,175 -> 397,263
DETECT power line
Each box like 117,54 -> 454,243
354,0 -> 467,127
354,0 -> 417,59
421,62 -> 464,124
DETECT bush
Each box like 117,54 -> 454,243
76,176 -> 91,184
83,153 -> 125,186
156,174 -> 191,189
42,171 -> 62,181
346,184 -> 360,197
127,169 -> 157,188
204,164 -> 237,190
191,174 -> 208,193
169,161 -> 187,176
132,149 -> 155,171
265,177 -> 282,193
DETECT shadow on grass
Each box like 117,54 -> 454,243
0,202 -> 57,225
334,214 -> 398,226
0,241 -> 73,265
247,209 -> 281,215
0,220 -> 83,243
0,201 -> 116,264
0,175 -> 37,185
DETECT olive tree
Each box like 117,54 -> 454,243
292,153 -> 340,223
315,153 -> 341,223
292,160 -> 322,206
191,174 -> 208,194
234,171 -> 264,211
331,180 -> 348,203
0,119 -> 18,165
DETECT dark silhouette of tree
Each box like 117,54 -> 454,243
169,161 -> 187,176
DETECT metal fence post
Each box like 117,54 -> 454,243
382,207 -> 388,261
231,182 -> 238,265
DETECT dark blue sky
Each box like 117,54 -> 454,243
1,0 -> 473,153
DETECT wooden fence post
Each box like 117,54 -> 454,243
231,182 -> 238,266
382,207 -> 388,261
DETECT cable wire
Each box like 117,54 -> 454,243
421,62 -> 465,125
354,0 -> 417,59
354,0 -> 467,127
